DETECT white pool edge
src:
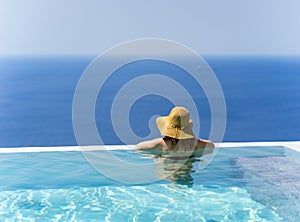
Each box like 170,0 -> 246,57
0,141 -> 299,153
218,141 -> 300,152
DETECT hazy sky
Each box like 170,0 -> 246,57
0,0 -> 299,55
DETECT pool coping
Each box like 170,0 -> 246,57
0,141 -> 299,153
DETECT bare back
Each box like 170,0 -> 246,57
135,137 -> 214,157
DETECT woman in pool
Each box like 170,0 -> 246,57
135,106 -> 214,158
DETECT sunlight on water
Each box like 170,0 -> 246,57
0,146 -> 299,221
0,185 -> 283,222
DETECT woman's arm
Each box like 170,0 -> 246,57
197,139 -> 214,148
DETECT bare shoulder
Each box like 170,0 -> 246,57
196,138 -> 215,149
135,138 -> 164,150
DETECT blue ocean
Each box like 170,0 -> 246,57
0,55 -> 299,147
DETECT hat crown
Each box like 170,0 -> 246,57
156,106 -> 195,139
169,107 -> 190,128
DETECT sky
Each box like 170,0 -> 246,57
0,0 -> 299,55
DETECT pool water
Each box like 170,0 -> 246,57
0,146 -> 299,221
0,185 -> 282,221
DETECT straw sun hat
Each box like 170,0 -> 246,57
156,107 -> 195,139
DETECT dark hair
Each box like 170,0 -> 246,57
163,136 -> 179,149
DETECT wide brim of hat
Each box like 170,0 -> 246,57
156,116 -> 195,139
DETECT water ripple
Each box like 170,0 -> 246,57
0,184 -> 283,221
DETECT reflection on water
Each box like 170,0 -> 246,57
136,145 -> 214,187
136,148 -> 212,187
155,156 -> 201,187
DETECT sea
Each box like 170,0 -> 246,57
0,55 -> 299,148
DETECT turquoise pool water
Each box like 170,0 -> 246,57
0,146 -> 299,221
